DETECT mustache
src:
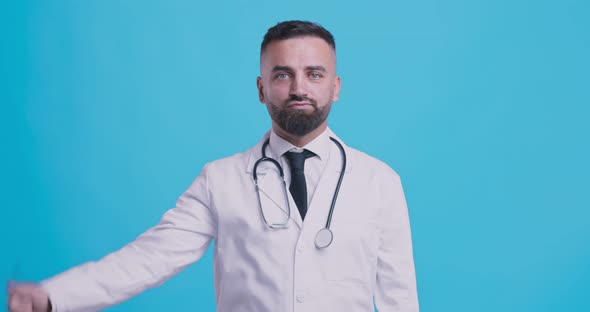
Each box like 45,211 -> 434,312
286,94 -> 317,106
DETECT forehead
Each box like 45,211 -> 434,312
260,37 -> 336,71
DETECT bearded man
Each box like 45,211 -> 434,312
8,20 -> 420,312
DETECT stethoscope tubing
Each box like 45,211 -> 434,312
325,137 -> 346,230
253,136 -> 347,235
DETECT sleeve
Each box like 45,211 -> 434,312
40,163 -> 218,312
374,172 -> 420,311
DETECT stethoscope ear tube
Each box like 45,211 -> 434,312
324,137 -> 347,231
253,140 -> 284,181
254,140 -> 291,230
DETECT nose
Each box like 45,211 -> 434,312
289,75 -> 308,98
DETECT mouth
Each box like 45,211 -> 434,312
287,101 -> 314,109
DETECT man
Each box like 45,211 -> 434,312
8,20 -> 419,311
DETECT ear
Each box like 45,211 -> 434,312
332,75 -> 342,102
256,76 -> 265,103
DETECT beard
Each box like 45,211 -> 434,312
267,95 -> 332,137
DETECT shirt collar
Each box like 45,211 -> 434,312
269,127 -> 332,161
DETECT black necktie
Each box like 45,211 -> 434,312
285,150 -> 315,221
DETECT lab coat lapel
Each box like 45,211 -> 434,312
303,137 -> 349,232
247,133 -> 303,229
255,167 -> 303,229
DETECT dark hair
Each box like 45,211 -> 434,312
261,20 -> 336,54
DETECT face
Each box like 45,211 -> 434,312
257,36 -> 341,137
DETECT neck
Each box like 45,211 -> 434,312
272,122 -> 328,147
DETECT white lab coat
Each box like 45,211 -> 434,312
42,129 -> 419,312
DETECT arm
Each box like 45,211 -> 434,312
374,173 -> 420,311
40,163 -> 217,312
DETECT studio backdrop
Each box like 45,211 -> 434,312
1,0 -> 589,311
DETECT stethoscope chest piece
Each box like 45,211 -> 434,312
315,228 -> 333,249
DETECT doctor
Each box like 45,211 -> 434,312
8,20 -> 419,312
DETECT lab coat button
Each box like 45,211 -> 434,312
297,244 -> 305,252
296,295 -> 305,303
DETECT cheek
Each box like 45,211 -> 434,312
315,84 -> 334,102
266,83 -> 291,100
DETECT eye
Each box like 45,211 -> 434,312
275,73 -> 290,80
309,72 -> 322,80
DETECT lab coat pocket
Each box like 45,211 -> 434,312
322,218 -> 380,285
325,279 -> 373,310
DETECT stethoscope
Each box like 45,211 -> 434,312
252,136 -> 346,249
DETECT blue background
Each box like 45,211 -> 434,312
1,0 -> 589,311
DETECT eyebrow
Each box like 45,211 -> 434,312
271,65 -> 327,72
305,65 -> 327,72
272,65 -> 293,72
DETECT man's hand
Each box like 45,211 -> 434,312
7,282 -> 51,312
